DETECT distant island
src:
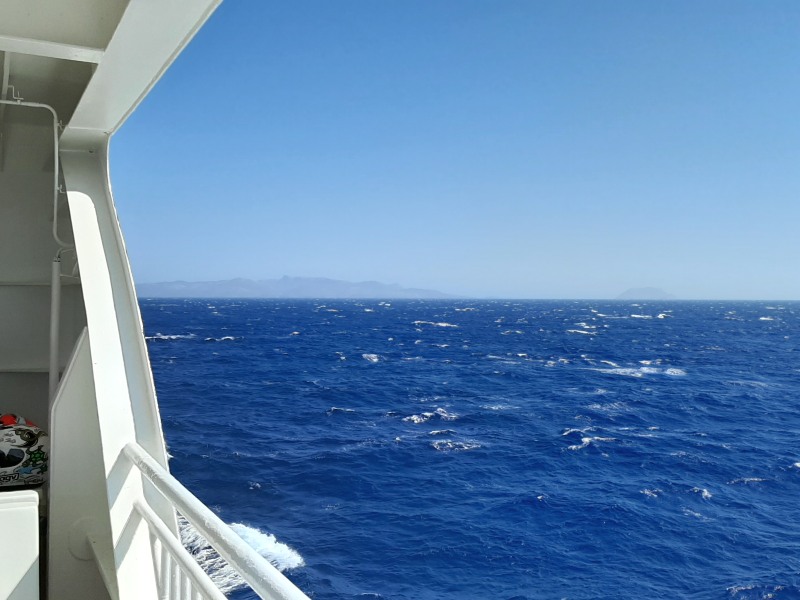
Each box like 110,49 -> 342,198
616,287 -> 676,300
136,276 -> 455,299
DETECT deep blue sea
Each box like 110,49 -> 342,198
140,299 -> 800,600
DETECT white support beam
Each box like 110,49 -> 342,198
0,52 -> 9,170
0,34 -> 104,63
0,51 -> 8,99
61,0 -> 221,148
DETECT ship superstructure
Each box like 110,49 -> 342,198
0,2 -> 306,598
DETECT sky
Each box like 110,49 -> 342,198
111,1 -> 800,300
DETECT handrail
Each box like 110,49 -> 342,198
123,442 -> 309,600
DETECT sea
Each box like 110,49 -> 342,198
139,299 -> 800,600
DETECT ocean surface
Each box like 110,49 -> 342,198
139,299 -> 800,600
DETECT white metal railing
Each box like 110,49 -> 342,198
124,442 -> 310,600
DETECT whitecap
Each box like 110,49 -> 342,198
630,314 -> 652,319
179,516 -> 304,594
567,329 -> 596,335
430,440 -> 480,452
362,353 -> 381,363
593,366 -> 686,378
413,320 -> 458,328
665,368 -> 686,376
691,487 -> 713,500
435,407 -> 458,420
403,407 -> 458,424
327,407 -> 356,415
403,412 -> 434,424
568,436 -> 615,451
587,401 -> 627,413
145,333 -> 196,341
640,489 -> 661,498
561,427 -> 594,436
728,477 -> 766,485
759,316 -> 774,321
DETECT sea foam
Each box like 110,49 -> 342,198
145,333 -> 196,341
179,516 -> 304,594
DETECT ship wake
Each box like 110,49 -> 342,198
179,515 -> 305,594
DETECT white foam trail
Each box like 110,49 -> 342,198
561,427 -> 595,436
430,439 -> 480,452
665,368 -> 687,376
568,436 -> 615,451
593,366 -> 686,377
179,516 -> 304,594
567,329 -> 596,335
728,477 -> 766,485
413,320 -> 458,328
145,333 -> 196,341
403,407 -> 458,424
630,314 -> 652,319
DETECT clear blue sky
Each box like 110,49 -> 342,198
112,1 -> 800,299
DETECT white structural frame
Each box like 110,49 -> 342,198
3,1 -> 314,597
